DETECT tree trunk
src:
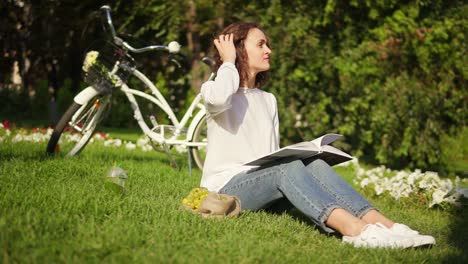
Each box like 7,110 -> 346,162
186,0 -> 203,92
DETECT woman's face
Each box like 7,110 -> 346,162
244,28 -> 271,75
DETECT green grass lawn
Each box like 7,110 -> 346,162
1,140 -> 467,263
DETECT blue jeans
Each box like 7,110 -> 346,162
218,159 -> 375,233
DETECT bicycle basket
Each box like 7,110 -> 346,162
82,40 -> 135,95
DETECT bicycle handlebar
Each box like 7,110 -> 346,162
100,5 -> 180,54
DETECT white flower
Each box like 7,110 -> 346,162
114,139 -> 122,147
174,144 -> 187,153
407,170 -> 422,186
294,114 -> 303,128
141,144 -> 153,152
374,184 -> 384,195
294,120 -> 302,128
418,172 -> 440,190
394,171 -> 407,181
351,161 -> 462,208
137,137 -> 150,146
360,178 -> 370,188
82,51 -> 99,73
136,137 -> 153,151
375,166 -> 386,176
356,167 -> 366,178
168,41 -> 181,53
439,179 -> 453,192
12,134 -> 23,143
125,142 -> 136,150
46,128 -> 54,136
93,133 -> 106,141
369,175 -> 380,185
390,183 -> 412,199
103,140 -> 113,147
65,134 -> 82,142
103,139 -> 122,147
429,189 -> 448,207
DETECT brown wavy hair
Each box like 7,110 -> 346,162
213,22 -> 270,88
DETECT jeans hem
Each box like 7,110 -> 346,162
356,205 -> 376,219
318,204 -> 342,233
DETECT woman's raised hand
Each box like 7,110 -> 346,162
214,33 -> 236,64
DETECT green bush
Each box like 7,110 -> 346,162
258,0 -> 467,173
31,80 -> 49,120
56,79 -> 74,115
0,86 -> 30,120
440,127 -> 468,176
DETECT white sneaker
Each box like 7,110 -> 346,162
390,223 -> 419,235
390,223 -> 436,247
342,223 -> 414,249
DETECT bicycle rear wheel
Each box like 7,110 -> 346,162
190,114 -> 207,170
46,94 -> 110,156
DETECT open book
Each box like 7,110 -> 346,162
244,133 -> 352,167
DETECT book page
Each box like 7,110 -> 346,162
311,133 -> 342,147
320,145 -> 352,159
301,146 -> 352,166
286,141 -> 319,150
244,148 -> 319,166
243,133 -> 351,167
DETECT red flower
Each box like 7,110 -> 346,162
3,120 -> 11,130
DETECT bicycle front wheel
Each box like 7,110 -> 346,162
190,114 -> 207,170
46,94 -> 110,156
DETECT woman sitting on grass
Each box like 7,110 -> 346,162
200,22 -> 435,249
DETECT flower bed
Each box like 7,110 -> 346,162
339,159 -> 466,208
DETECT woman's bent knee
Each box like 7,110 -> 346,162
307,159 -> 329,169
282,160 -> 306,172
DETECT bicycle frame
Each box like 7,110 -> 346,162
98,5 -> 208,148
75,72 -> 206,145
118,68 -> 206,147
59,4 -> 213,172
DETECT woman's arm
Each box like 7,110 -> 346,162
201,33 -> 238,116
200,63 -> 240,116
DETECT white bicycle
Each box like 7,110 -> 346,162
46,5 -> 213,170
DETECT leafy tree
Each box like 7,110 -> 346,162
0,0 -> 466,173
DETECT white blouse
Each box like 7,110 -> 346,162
200,62 -> 280,192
